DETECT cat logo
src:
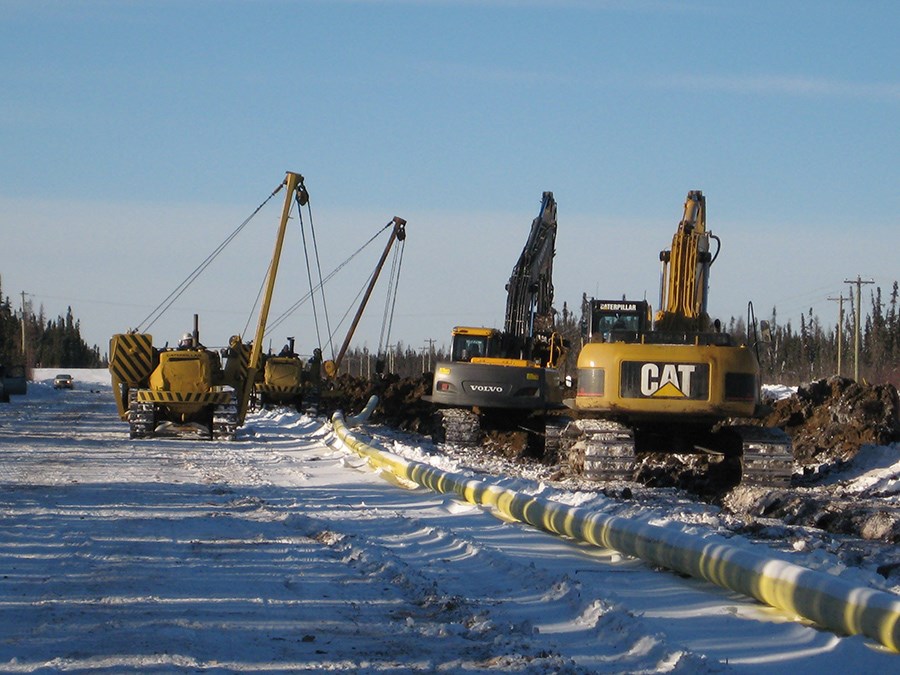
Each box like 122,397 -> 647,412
640,363 -> 697,397
620,361 -> 709,400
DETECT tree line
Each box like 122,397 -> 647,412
0,277 -> 105,371
334,283 -> 900,388
3,270 -> 898,386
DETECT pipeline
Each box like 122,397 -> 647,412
330,409 -> 900,653
345,394 -> 378,426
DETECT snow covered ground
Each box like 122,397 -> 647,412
0,370 -> 897,672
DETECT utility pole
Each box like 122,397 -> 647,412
423,338 -> 437,373
827,294 -> 847,377
843,276 -> 874,382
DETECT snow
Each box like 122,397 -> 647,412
762,384 -> 798,401
0,370 -> 897,672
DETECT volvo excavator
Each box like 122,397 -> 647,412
425,191 -> 567,449
108,171 -> 308,439
563,190 -> 793,487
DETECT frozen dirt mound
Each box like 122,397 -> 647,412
321,372 -> 436,434
724,378 -> 900,546
764,376 -> 900,467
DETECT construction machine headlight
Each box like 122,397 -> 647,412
577,368 -> 605,397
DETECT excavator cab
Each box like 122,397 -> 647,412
451,327 -> 501,362
583,300 -> 650,344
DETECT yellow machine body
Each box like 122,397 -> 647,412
107,170 -> 308,439
255,355 -> 306,407
141,349 -> 232,420
572,339 -> 760,423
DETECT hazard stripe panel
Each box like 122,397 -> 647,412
109,333 -> 154,385
136,390 -> 233,404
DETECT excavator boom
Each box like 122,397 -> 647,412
656,190 -> 716,333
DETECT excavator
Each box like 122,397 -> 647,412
426,191 -> 567,449
108,171 -> 308,439
563,190 -> 793,487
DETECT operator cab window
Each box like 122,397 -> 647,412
592,312 -> 641,342
452,335 -> 489,361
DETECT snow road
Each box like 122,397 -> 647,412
0,371 -> 897,673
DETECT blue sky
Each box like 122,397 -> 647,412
2,0 -> 898,359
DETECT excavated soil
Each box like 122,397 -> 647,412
324,373 -> 900,544
723,377 -> 900,544
763,376 -> 900,468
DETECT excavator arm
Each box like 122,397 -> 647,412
503,191 -> 559,363
655,190 -> 719,333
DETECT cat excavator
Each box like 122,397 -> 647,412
425,191 -> 567,449
563,190 -> 793,487
108,171 -> 308,439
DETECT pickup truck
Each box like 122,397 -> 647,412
54,373 -> 74,389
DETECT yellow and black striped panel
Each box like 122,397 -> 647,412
256,384 -> 302,394
136,390 -> 233,405
109,333 -> 155,386
222,337 -> 251,389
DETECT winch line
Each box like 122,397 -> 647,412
137,181 -> 285,333
264,221 -> 394,340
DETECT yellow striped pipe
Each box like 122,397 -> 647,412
331,410 -> 900,653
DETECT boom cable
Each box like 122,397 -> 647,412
136,181 -> 285,333
377,239 -> 405,356
263,221 -> 395,342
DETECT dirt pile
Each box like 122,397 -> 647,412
372,373 -> 435,433
723,378 -> 900,545
763,377 -> 900,468
319,373 -> 436,434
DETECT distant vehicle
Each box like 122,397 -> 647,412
53,373 -> 74,389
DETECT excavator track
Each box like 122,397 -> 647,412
563,419 -> 637,482
543,418 -> 567,460
432,408 -> 481,446
733,425 -> 794,488
212,394 -> 238,441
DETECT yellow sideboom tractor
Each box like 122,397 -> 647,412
108,170 -> 308,440
109,325 -> 249,440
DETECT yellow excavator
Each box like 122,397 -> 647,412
564,190 -> 792,487
108,171 -> 308,439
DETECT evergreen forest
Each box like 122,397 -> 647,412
3,272 -> 898,387
0,277 -> 105,371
